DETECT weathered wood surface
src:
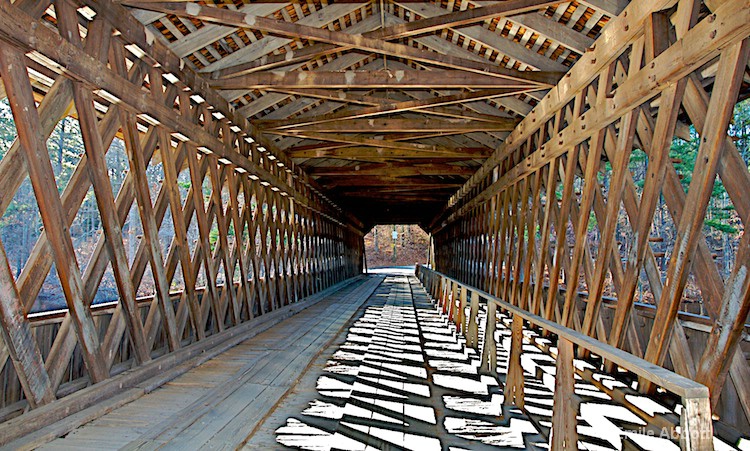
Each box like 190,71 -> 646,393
0,0 -> 748,446
430,0 -> 750,435
417,266 -> 722,450
6,276 -> 383,450
0,0 -> 366,425
111,0 -> 613,225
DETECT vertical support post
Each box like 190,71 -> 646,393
436,277 -> 443,308
680,396 -> 714,451
448,280 -> 458,320
550,337 -> 578,450
504,313 -> 525,408
467,290 -> 480,350
441,279 -> 450,314
455,285 -> 467,333
480,300 -> 497,376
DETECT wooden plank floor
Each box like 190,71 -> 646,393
257,273 -> 747,450
33,275 -> 384,451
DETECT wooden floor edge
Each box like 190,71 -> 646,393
0,275 -> 367,449
237,275 -> 385,448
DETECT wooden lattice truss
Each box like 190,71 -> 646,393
0,0 -> 364,432
432,0 -> 750,436
0,0 -> 749,447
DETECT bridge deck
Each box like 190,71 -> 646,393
12,270 -> 741,450
15,275 -> 382,450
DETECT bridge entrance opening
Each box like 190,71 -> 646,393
364,224 -> 430,270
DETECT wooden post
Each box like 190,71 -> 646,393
448,280 -> 458,320
456,285 -> 467,333
480,300 -> 498,376
550,337 -> 578,450
504,313 -> 525,408
467,290 -> 480,350
680,396 -> 714,451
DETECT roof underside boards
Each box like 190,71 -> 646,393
122,0 -> 619,229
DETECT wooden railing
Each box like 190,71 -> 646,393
416,264 -> 714,451
0,0 -> 365,432
0,273 -> 347,422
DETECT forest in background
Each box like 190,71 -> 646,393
363,224 -> 430,268
1,97 -> 749,313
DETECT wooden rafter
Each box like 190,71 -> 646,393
258,88 -> 539,130
1,0 -> 749,447
263,117 -> 519,133
211,70 -> 543,90
306,162 -> 476,177
123,2 -> 563,86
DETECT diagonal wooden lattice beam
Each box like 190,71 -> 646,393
56,0 -> 153,366
0,45 -> 109,384
124,2 -> 563,87
211,70 -> 542,90
0,242 -> 55,408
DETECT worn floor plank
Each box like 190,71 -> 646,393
33,276 -> 384,451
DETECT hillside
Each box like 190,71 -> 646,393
364,224 -> 429,268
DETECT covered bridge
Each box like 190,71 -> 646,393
0,0 -> 748,449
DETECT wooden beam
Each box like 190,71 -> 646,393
334,184 -> 458,193
186,145 -> 226,333
199,2 -> 368,75
212,71 -> 544,90
0,2 -> 353,228
266,88 -> 389,107
54,1 -> 154,366
156,131 -> 205,341
395,1 -> 567,72
433,0 -> 750,231
642,40 -> 749,388
74,86 -> 153,364
0,241 -> 55,408
0,44 -> 108,383
606,87 -> 685,345
210,13 -> 385,86
284,133 -> 492,156
300,155 -> 480,164
263,118 -> 519,133
212,1 -> 559,80
431,0 -> 682,229
578,0 -> 628,16
695,229 -> 750,409
509,11 -> 596,55
125,2 -> 562,86
307,162 -> 476,177
339,194 -> 448,202
371,0 -> 560,40
79,0 -> 355,229
322,176 -> 465,188
259,89 -> 536,130
119,110 -> 184,351
166,3 -> 284,58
